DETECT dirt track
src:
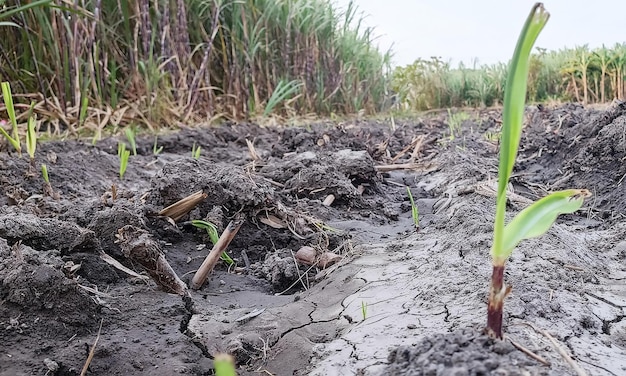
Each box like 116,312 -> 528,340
1,103 -> 625,375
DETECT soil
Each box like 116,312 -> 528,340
1,102 -> 625,376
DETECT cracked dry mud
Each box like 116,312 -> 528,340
1,103 -> 626,376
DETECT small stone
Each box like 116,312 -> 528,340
44,358 -> 59,372
407,323 -> 417,329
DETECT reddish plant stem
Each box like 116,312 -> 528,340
486,263 -> 511,339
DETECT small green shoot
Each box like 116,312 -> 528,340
0,82 -> 22,154
153,136 -> 163,155
192,220 -> 234,267
26,112 -> 37,163
117,142 -> 130,180
446,109 -> 470,140
191,142 -> 201,159
406,187 -> 419,231
79,95 -> 88,128
213,353 -> 236,376
361,301 -> 368,321
486,3 -> 590,339
125,127 -> 137,156
41,164 -> 49,183
484,131 -> 501,143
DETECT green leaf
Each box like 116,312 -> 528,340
1,81 -> 21,154
26,115 -> 37,160
493,189 -> 590,261
493,4 -> 549,254
191,220 -> 219,245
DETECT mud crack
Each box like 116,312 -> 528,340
602,314 -> 625,335
278,302 -> 337,340
179,295 -> 212,359
443,304 -> 450,322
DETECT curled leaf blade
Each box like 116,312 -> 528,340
494,189 -> 591,261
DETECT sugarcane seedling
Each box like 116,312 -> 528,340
192,219 -> 235,267
41,164 -> 55,197
118,142 -> 130,179
26,110 -> 37,168
486,3 -> 591,339
153,136 -> 163,155
191,216 -> 244,290
214,353 -> 237,376
0,82 -> 22,155
406,186 -> 419,231
125,126 -> 137,156
192,142 -> 201,159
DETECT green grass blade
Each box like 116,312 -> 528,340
493,4 -> 549,256
0,0 -> 52,21
499,189 -> 590,259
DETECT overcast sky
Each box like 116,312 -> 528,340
332,0 -> 624,67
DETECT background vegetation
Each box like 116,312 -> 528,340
391,44 -> 626,110
0,0 -> 390,134
1,0 -> 624,135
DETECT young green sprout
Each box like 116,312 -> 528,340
79,95 -> 88,128
26,113 -> 37,164
41,164 -> 49,184
191,142 -> 201,159
117,142 -> 130,180
192,220 -> 235,267
361,301 -> 368,321
153,136 -> 163,155
406,187 -> 419,231
487,3 -> 591,339
446,109 -> 470,141
0,82 -> 22,155
213,353 -> 236,376
125,127 -> 137,156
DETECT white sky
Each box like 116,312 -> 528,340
332,0 -> 625,67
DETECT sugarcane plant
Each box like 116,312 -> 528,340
486,3 -> 591,339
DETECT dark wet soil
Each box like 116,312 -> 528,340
1,102 -> 625,375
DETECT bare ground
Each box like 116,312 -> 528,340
0,102 -> 625,376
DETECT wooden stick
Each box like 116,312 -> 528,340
80,318 -> 103,376
374,162 -> 437,173
507,336 -> 550,366
409,135 -> 426,163
116,225 -> 189,296
159,190 -> 208,222
522,322 -> 588,376
191,216 -> 244,290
